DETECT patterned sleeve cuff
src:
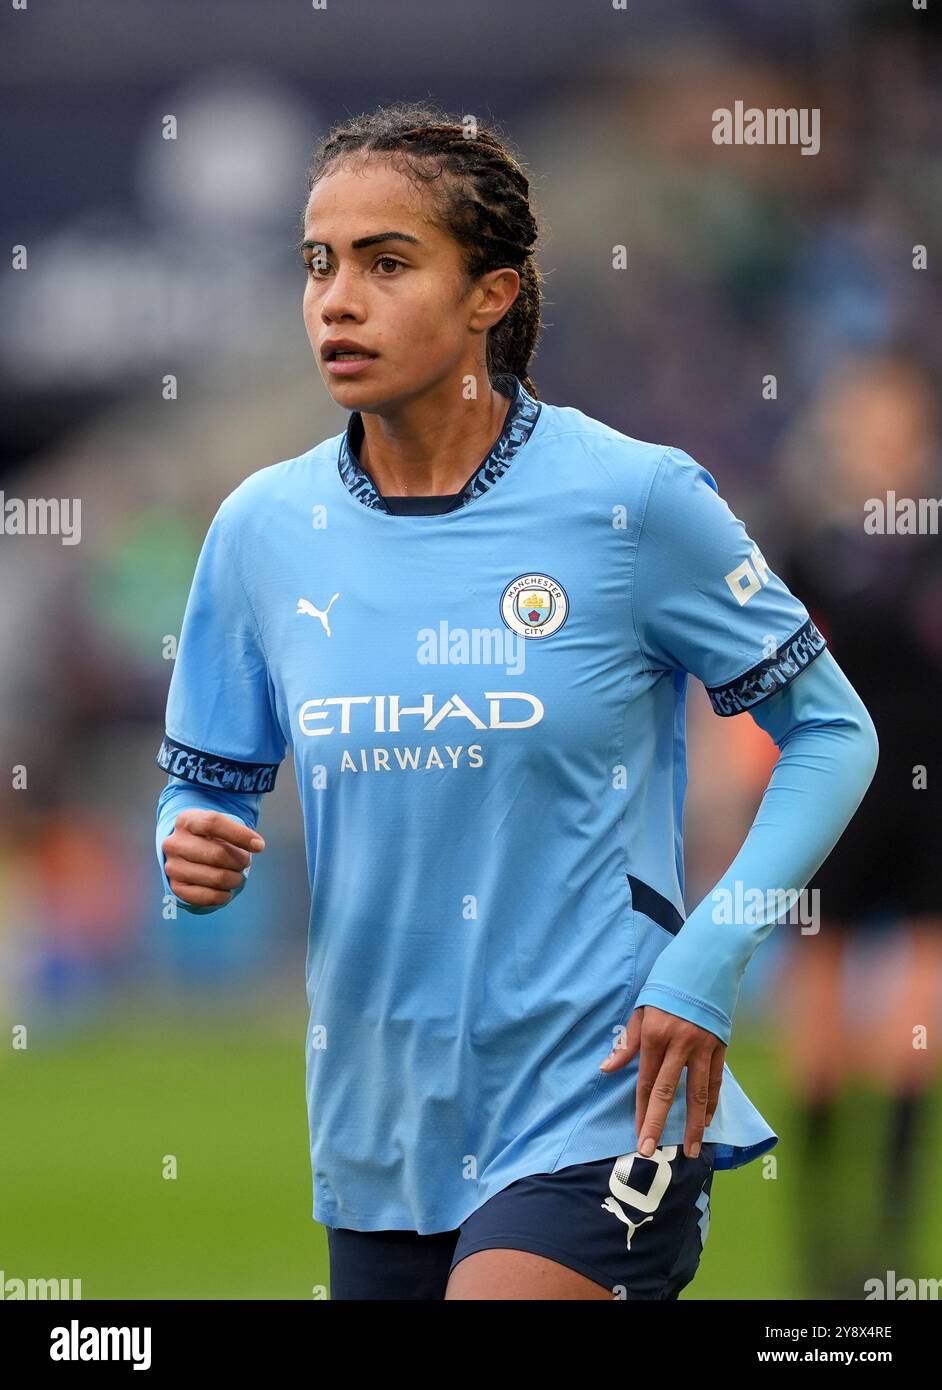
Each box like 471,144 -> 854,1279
155,734 -> 280,793
706,618 -> 828,717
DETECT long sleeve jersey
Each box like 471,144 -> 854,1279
154,374 -> 877,1232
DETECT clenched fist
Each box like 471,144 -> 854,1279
161,808 -> 266,908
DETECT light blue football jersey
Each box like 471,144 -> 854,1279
155,373 -> 829,1233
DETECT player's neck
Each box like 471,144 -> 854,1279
358,376 -> 512,496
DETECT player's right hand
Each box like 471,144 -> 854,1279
161,809 -> 266,907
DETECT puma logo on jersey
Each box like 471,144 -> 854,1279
297,594 -> 340,636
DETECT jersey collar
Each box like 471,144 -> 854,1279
337,372 -> 542,514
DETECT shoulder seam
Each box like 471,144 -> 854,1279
541,419 -> 666,451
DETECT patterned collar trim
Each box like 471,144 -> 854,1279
336,373 -> 542,514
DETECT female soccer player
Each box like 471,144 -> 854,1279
154,104 -> 878,1301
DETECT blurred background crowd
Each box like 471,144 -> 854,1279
1,0 -> 940,1299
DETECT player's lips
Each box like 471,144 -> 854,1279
322,339 -> 379,376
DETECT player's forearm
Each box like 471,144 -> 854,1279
634,651 -> 879,1042
155,776 -> 263,915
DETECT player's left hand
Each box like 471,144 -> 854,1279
598,1005 -> 726,1160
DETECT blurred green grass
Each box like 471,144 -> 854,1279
2,1010 -> 939,1299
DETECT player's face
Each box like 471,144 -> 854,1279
301,159 -> 484,410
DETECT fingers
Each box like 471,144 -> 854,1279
633,1008 -> 726,1158
636,1045 -> 685,1157
601,1005 -> 728,1161
598,1009 -> 641,1074
163,855 -> 246,893
164,825 -> 252,873
633,1007 -> 666,1137
705,1046 -> 726,1128
167,881 -> 235,908
160,811 -> 266,908
175,809 -> 265,854
163,822 -> 251,878
682,1049 -> 713,1158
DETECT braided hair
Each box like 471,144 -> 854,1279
303,101 -> 544,398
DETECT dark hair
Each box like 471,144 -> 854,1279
302,101 -> 544,398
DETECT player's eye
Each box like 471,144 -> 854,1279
301,253 -> 405,278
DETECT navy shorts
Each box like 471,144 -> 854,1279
326,1142 -> 715,1300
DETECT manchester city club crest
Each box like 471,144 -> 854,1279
500,572 -> 569,639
